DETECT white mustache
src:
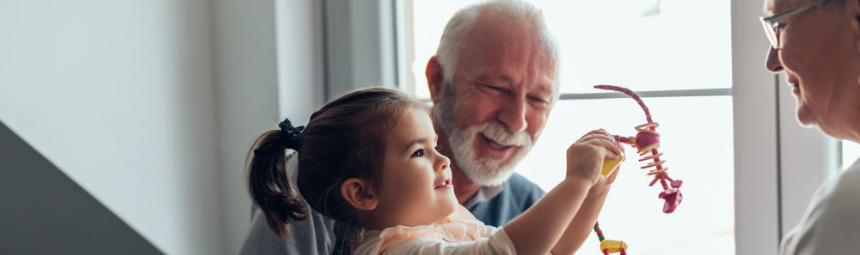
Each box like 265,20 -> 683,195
474,122 -> 532,147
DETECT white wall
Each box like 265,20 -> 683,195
325,0 -> 399,95
0,0 -> 324,254
276,0 -> 326,123
732,0 -> 781,253
0,1 -> 223,254
210,0 -> 330,253
210,1 -> 280,253
1,121 -> 163,254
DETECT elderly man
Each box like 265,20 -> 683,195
239,1 -> 612,254
424,0 -> 613,249
425,0 -> 609,228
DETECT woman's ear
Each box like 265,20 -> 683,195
340,178 -> 378,211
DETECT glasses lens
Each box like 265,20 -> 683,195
760,18 -> 780,49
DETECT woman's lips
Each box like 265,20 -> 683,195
790,82 -> 800,96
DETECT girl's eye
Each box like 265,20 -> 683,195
411,149 -> 426,157
434,146 -> 441,152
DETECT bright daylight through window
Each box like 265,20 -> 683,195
404,1 -> 735,254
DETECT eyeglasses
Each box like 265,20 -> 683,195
760,0 -> 826,49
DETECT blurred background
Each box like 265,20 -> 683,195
1,0 -> 858,254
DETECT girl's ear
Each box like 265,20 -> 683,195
340,178 -> 378,211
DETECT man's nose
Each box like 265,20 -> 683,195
497,96 -> 528,133
765,46 -> 784,73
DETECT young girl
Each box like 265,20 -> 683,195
248,87 -> 620,255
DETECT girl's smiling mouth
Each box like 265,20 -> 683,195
435,178 -> 452,189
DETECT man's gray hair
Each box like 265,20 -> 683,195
434,0 -> 561,100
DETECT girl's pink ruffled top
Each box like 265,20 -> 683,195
362,217 -> 498,253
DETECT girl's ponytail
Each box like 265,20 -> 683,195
247,119 -> 308,239
246,88 -> 427,243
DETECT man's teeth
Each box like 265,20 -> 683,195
487,139 -> 510,149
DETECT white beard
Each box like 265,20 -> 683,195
436,100 -> 535,186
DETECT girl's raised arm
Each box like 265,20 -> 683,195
503,130 -> 620,255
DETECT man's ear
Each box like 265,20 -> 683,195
340,178 -> 378,211
426,56 -> 445,104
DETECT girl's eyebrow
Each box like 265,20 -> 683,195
402,135 -> 438,152
402,138 -> 428,152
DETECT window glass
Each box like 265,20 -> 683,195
409,0 -> 733,97
408,1 -> 735,254
518,96 -> 735,255
843,140 -> 860,171
411,0 -> 483,99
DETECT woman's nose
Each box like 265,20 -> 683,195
765,46 -> 784,73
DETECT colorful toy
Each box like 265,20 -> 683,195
594,221 -> 627,255
590,85 -> 684,254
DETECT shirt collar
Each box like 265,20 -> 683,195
462,184 -> 505,209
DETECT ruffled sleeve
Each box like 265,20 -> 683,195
353,218 -> 516,255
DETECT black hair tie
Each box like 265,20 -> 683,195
254,118 -> 304,155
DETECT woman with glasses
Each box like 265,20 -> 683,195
761,0 -> 860,254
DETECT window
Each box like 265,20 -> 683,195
404,1 -> 734,254
842,140 -> 860,171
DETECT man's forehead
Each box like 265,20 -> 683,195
470,65 -> 554,81
535,79 -> 554,95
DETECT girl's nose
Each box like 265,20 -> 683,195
435,153 -> 450,172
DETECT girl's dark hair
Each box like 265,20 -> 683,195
246,87 -> 425,240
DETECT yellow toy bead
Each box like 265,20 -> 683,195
601,151 -> 625,176
599,240 -> 628,253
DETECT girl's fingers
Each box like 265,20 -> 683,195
606,165 -> 620,183
600,138 -> 620,160
578,132 -> 622,158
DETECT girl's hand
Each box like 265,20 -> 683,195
589,164 -> 620,199
566,129 -> 622,185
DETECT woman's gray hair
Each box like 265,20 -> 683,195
778,0 -> 844,8
434,0 -> 561,100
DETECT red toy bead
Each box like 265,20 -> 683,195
635,131 -> 659,151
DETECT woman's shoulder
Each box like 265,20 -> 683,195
828,164 -> 860,208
